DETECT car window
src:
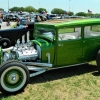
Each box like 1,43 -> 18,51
84,25 -> 100,38
9,15 -> 13,17
20,19 -> 27,24
35,28 -> 55,40
58,27 -> 81,41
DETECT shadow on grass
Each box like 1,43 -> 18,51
29,63 -> 99,84
0,64 -> 99,98
0,93 -> 8,99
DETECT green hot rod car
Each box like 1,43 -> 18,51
1,18 -> 100,94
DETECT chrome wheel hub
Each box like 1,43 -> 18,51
3,42 -> 7,46
7,73 -> 20,84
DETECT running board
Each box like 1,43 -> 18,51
23,62 -> 52,67
27,66 -> 48,71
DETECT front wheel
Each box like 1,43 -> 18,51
0,61 -> 29,94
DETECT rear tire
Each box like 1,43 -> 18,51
0,38 -> 11,48
96,50 -> 100,72
0,61 -> 29,94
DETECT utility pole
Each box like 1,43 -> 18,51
69,0 -> 71,12
38,2 -> 40,9
8,0 -> 9,11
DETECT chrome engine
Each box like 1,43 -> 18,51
2,33 -> 39,62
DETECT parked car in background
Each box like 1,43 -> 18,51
49,14 -> 61,19
30,16 -> 35,22
17,17 -> 27,26
39,14 -> 47,21
0,21 -> 34,48
3,14 -> 18,22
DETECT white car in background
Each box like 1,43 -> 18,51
30,17 -> 35,22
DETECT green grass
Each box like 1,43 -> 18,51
0,61 -> 100,100
92,25 -> 100,32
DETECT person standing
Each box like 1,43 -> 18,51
35,15 -> 41,22
6,16 -> 10,26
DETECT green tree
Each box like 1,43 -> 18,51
9,6 -> 36,12
24,6 -> 36,12
51,8 -> 64,14
37,8 -> 47,13
9,7 -> 21,12
75,12 -> 87,16
68,11 -> 74,16
0,8 -> 4,11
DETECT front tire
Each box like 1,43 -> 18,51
0,61 -> 29,94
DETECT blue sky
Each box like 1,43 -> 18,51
0,0 -> 100,14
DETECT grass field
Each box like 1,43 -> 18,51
0,61 -> 100,100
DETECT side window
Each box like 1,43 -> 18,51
58,27 -> 81,41
35,28 -> 55,40
84,25 -> 100,38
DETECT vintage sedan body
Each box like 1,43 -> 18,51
0,18 -> 100,94
0,22 -> 34,48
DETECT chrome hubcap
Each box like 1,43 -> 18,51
3,42 -> 7,46
8,73 -> 20,84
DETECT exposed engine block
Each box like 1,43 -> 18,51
13,41 -> 38,61
2,33 -> 39,62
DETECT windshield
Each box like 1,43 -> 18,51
35,28 -> 55,40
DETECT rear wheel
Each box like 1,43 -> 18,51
0,61 -> 29,94
96,50 -> 100,72
0,38 -> 11,48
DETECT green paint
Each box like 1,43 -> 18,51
34,18 -> 100,67
31,40 -> 42,46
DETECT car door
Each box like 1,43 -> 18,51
56,27 -> 83,67
82,25 -> 100,61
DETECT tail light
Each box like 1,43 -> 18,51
25,25 -> 28,28
18,18 -> 20,22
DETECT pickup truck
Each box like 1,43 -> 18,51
0,18 -> 100,94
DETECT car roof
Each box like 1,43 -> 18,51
35,18 -> 100,28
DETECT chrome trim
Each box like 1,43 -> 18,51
2,46 -> 13,52
23,62 -> 52,67
46,53 -> 50,63
30,70 -> 46,77
27,66 -> 47,71
48,62 -> 88,70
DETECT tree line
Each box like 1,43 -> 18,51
0,6 -> 100,17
